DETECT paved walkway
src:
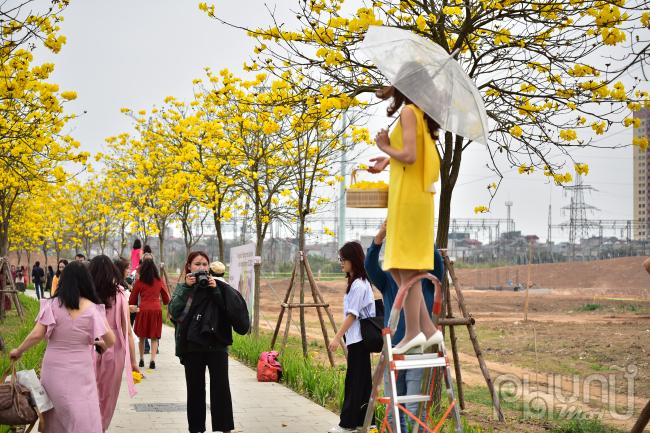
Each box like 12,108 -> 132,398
108,324 -> 339,433
23,291 -> 339,433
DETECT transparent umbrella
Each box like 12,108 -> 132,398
359,25 -> 489,145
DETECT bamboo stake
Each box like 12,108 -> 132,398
445,275 -> 465,410
270,254 -> 298,348
444,253 -> 505,422
303,253 -> 336,366
305,257 -> 346,358
280,256 -> 300,353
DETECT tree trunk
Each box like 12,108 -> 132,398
298,214 -> 308,358
253,236 -> 262,337
42,243 -> 48,267
0,220 -> 9,257
435,133 -> 464,249
213,212 -> 225,263
119,222 -> 127,257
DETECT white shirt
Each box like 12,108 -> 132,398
343,278 -> 375,346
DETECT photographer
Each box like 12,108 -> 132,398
169,251 -> 240,433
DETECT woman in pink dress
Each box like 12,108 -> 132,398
130,239 -> 143,274
89,255 -> 139,431
10,261 -> 116,433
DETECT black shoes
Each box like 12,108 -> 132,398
149,360 -> 155,369
139,359 -> 144,368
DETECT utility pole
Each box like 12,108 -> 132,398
505,201 -> 513,233
338,110 -> 348,249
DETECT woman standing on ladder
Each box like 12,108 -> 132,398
369,76 -> 443,355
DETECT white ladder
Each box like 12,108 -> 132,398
361,273 -> 462,433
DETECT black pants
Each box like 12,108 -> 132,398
339,341 -> 373,428
183,351 -> 234,433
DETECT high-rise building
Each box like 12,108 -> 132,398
633,108 -> 650,240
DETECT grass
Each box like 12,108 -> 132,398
0,294 -> 45,433
549,419 -> 625,433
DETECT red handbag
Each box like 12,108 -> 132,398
256,351 -> 282,382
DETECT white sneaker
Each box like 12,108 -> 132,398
327,426 -> 357,433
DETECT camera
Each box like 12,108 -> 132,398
190,271 -> 211,288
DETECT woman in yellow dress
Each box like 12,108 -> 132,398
370,85 -> 443,354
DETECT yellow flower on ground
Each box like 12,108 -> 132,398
474,205 -> 489,214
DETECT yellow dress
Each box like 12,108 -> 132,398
383,104 -> 440,271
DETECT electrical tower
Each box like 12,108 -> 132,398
560,173 -> 599,260
505,201 -> 513,233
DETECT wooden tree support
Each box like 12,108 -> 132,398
0,257 -> 25,322
631,398 -> 650,433
440,250 -> 504,422
270,251 -> 341,367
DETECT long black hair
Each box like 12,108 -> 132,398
132,238 -> 142,250
113,256 -> 129,287
54,261 -> 100,309
88,255 -> 120,308
339,241 -> 368,294
138,258 -> 160,285
55,259 -> 68,278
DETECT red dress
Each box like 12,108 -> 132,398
129,278 -> 170,338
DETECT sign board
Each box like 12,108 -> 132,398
229,242 -> 256,323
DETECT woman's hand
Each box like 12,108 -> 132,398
375,129 -> 391,152
9,348 -> 21,361
368,156 -> 389,173
129,305 -> 139,314
131,362 -> 141,373
95,338 -> 108,354
185,273 -> 196,287
208,277 -> 217,288
328,336 -> 341,352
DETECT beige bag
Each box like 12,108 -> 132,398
0,362 -> 38,431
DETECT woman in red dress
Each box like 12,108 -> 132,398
129,258 -> 170,369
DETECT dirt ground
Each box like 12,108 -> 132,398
257,256 -> 650,432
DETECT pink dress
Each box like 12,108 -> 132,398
95,287 -> 136,431
130,248 -> 142,272
38,299 -> 106,433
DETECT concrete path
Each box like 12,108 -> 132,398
23,290 -> 339,433
107,325 -> 339,433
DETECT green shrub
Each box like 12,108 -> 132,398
577,303 -> 603,312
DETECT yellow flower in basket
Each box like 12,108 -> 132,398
348,180 -> 389,190
132,371 -> 144,384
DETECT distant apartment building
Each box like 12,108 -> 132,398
633,108 -> 650,240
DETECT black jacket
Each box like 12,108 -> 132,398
183,280 -> 250,351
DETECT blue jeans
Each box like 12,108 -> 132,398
34,282 -> 43,300
383,368 -> 424,432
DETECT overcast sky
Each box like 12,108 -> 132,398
34,0 -> 645,243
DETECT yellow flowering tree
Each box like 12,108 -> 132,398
207,0 -> 650,247
0,0 -> 88,256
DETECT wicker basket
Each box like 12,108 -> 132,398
345,170 -> 388,208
